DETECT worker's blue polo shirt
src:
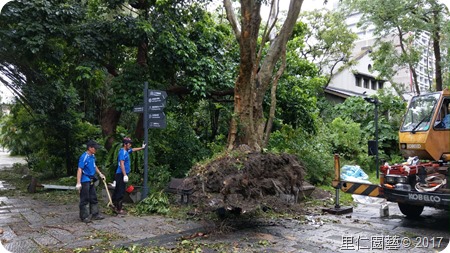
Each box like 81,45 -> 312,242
116,148 -> 133,174
78,152 -> 97,183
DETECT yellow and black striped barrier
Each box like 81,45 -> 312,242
339,181 -> 383,197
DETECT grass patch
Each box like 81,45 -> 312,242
366,169 -> 382,184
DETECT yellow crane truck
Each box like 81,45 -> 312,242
332,88 -> 449,217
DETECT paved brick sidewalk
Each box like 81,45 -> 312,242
0,151 -> 207,253
0,194 -> 207,253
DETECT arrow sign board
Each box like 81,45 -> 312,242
148,112 -> 166,129
148,90 -> 167,100
148,119 -> 167,129
149,104 -> 165,111
148,112 -> 165,119
133,104 -> 165,113
148,96 -> 167,106
133,106 -> 144,113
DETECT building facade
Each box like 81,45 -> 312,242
325,5 -> 435,101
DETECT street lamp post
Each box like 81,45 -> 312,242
364,97 -> 380,178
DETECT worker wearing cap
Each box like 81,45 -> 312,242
76,140 -> 106,223
112,137 -> 146,214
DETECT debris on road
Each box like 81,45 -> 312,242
27,177 -> 76,193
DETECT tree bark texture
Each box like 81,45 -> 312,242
224,0 -> 303,151
101,107 -> 122,150
135,37 -> 149,139
397,26 -> 420,95
432,4 -> 443,91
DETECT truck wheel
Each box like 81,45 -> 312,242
398,203 -> 424,218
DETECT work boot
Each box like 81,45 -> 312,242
113,201 -> 126,215
92,214 -> 105,220
111,201 -> 119,215
81,217 -> 92,223
90,203 -> 104,220
80,204 -> 90,223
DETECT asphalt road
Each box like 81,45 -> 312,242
321,197 -> 450,253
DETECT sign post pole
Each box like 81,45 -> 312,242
142,81 -> 149,199
135,83 -> 167,200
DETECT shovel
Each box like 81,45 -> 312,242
101,177 -> 114,208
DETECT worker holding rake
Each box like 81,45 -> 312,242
76,140 -> 106,223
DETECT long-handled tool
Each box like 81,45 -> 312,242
101,178 -> 114,208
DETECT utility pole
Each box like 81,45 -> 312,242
364,97 -> 380,178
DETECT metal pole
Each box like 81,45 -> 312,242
335,188 -> 340,209
375,100 -> 379,179
142,82 -> 149,200
364,97 -> 380,179
333,154 -> 341,209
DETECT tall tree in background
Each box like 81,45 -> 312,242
423,0 -> 447,91
299,9 -> 357,86
342,0 -> 450,94
224,0 -> 303,151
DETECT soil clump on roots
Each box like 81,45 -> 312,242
184,152 -> 316,215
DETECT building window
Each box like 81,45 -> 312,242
354,73 -> 386,91
355,76 -> 362,87
364,78 -> 369,88
371,80 -> 377,90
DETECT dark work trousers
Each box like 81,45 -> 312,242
79,181 -> 98,219
112,173 -> 126,210
80,182 -> 98,207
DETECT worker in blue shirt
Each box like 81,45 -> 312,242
112,137 -> 146,214
76,140 -> 106,223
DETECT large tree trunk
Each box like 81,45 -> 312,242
397,26 -> 421,95
225,0 -> 303,151
226,0 -> 262,150
433,31 -> 442,91
100,64 -> 123,150
101,107 -> 122,150
135,34 -> 149,139
431,3 -> 443,91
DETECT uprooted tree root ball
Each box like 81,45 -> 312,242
182,152 -> 316,215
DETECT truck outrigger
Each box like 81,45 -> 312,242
332,88 -> 450,217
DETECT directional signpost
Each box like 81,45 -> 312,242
147,90 -> 167,131
135,82 -> 168,200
